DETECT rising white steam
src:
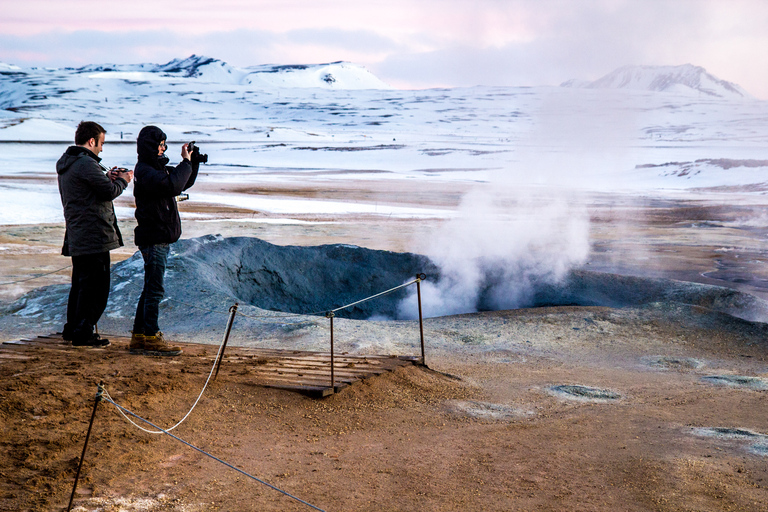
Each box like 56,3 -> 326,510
398,183 -> 589,318
397,89 -> 618,319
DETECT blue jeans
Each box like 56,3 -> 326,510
132,244 -> 170,335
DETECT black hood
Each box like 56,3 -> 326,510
137,125 -> 169,168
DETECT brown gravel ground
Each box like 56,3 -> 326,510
4,189 -> 768,511
2,303 -> 768,512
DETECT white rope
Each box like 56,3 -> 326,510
238,277 -> 422,319
103,327 -> 228,434
330,277 -> 420,313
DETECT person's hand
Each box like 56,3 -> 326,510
117,170 -> 134,183
181,143 -> 191,161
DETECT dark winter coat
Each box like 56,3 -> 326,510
56,146 -> 127,257
133,126 -> 198,247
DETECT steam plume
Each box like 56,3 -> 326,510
398,183 -> 589,318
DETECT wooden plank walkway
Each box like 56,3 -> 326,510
1,333 -> 422,398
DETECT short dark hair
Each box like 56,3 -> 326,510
75,121 -> 106,146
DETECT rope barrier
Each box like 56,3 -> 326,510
100,394 -> 327,512
51,254 -> 427,509
158,276 -> 422,321
236,277 -> 423,320
0,265 -> 71,286
329,277 -> 420,314
68,272 -> 426,509
103,321 -> 229,434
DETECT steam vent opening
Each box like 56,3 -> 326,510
152,236 -> 768,322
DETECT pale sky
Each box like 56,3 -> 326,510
2,0 -> 768,98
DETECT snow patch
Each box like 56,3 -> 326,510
0,118 -> 73,141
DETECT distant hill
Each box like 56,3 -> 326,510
561,64 -> 752,99
76,54 -> 392,90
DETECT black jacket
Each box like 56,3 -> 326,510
133,126 -> 198,247
56,146 -> 127,256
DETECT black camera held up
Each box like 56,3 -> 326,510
187,141 -> 208,164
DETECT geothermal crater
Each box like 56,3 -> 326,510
7,235 -> 768,328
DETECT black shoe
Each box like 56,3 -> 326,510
72,334 -> 110,348
61,325 -> 74,341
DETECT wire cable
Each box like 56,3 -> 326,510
0,265 -> 71,286
100,395 -> 327,512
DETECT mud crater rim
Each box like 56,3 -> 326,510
701,375 -> 768,389
548,384 -> 622,401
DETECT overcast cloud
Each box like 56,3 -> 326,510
2,0 -> 768,97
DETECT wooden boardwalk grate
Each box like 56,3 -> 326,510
1,333 -> 421,398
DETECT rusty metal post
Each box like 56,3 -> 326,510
416,273 -> 426,366
326,311 -> 335,393
214,303 -> 239,381
68,382 -> 104,512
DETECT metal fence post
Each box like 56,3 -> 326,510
326,311 -> 335,393
214,303 -> 239,381
416,273 -> 426,366
68,382 -> 104,512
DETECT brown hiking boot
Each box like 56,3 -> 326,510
129,332 -> 146,354
143,332 -> 182,356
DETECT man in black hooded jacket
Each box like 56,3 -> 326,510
57,121 -> 133,347
130,125 -> 198,356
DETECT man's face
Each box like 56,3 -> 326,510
89,133 -> 105,156
158,140 -> 167,157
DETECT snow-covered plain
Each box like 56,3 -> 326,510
1,56 -> 768,226
3,56 -> 768,321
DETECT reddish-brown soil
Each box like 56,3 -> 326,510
3,304 -> 768,512
4,189 -> 768,511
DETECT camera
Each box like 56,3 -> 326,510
188,141 -> 208,164
106,167 -> 128,178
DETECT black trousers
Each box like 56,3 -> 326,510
63,252 -> 111,341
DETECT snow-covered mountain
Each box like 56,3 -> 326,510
562,64 -> 752,99
73,54 -> 391,89
2,55 -> 768,208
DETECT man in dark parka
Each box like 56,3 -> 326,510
57,121 -> 133,347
